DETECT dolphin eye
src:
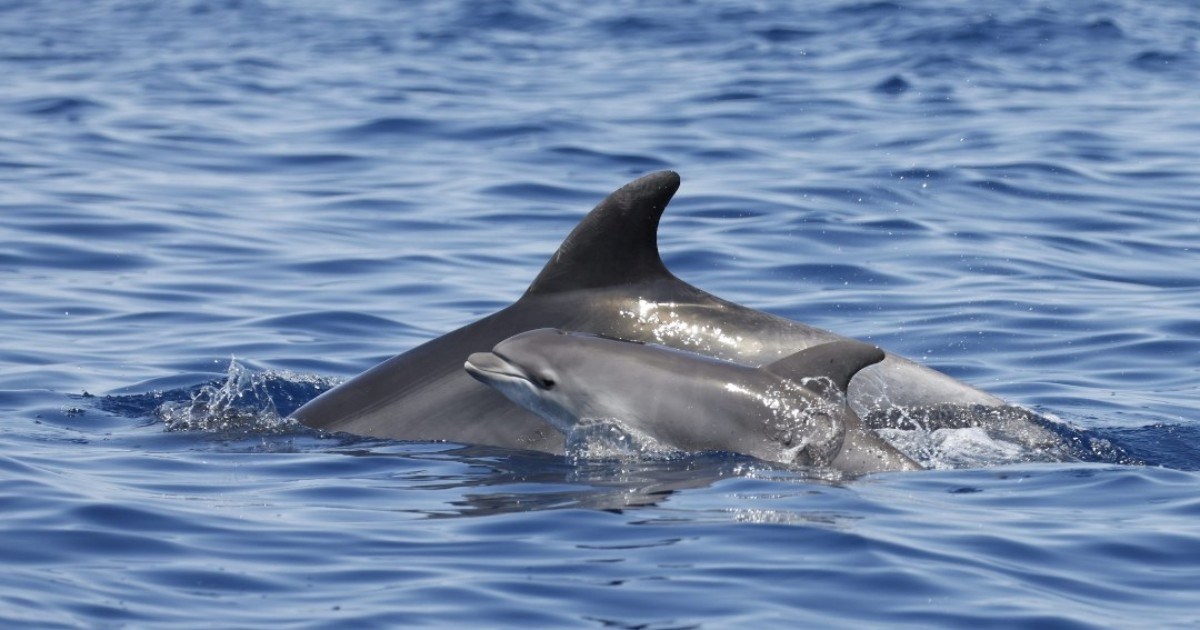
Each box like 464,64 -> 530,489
539,376 -> 556,389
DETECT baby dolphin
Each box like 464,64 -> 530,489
465,329 -> 921,474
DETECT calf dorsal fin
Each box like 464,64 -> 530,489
764,340 -> 885,392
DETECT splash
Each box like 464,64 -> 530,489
864,403 -> 1136,469
880,427 -> 1025,470
155,359 -> 336,435
565,417 -> 682,462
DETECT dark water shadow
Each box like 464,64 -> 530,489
398,445 -> 772,518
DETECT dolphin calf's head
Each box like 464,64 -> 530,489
465,328 -> 647,435
465,329 -> 582,435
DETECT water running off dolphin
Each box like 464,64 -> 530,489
294,171 -> 1045,454
465,329 -> 922,474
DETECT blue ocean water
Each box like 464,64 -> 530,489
2,0 -> 1198,626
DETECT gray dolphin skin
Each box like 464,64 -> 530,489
292,170 -> 1006,453
466,329 -> 922,474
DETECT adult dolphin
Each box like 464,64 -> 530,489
293,171 -> 1009,452
466,329 -> 922,474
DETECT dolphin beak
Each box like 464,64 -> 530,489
464,352 -> 529,385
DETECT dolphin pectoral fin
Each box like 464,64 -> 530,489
525,170 -> 681,295
763,340 -> 886,392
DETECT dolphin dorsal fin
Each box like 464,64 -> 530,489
764,340 -> 886,392
525,171 -> 681,295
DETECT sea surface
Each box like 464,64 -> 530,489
2,0 -> 1198,627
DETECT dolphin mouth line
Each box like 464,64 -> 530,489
464,351 -> 533,384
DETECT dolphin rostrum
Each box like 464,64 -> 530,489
293,171 -> 1011,453
465,329 -> 922,474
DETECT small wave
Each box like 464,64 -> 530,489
451,1 -> 555,33
1130,50 -> 1187,72
1084,17 -> 1124,40
831,1 -> 902,16
546,146 -> 671,171
249,311 -> 418,338
873,75 -> 910,95
12,96 -> 105,118
2,241 -> 154,272
266,152 -> 365,169
754,26 -> 817,44
334,116 -> 439,140
772,262 -> 910,288
451,122 -> 553,141
478,181 -> 596,203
